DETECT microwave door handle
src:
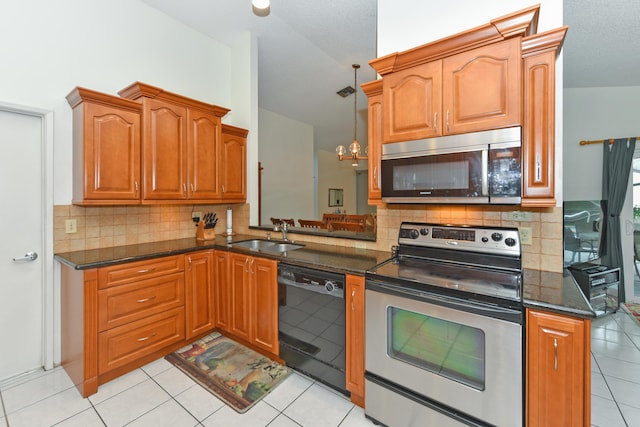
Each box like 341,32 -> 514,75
482,149 -> 489,196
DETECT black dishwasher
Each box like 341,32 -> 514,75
277,264 -> 347,395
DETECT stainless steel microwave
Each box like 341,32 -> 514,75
381,126 -> 522,204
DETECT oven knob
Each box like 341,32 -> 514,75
481,237 -> 489,243
409,229 -> 419,239
420,227 -> 429,236
325,281 -> 336,293
505,237 -> 517,247
491,232 -> 503,242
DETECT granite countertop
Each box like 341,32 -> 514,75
523,268 -> 596,319
54,233 -> 391,276
54,236 -> 595,318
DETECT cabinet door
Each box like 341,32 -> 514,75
221,130 -> 247,201
250,257 -> 278,354
213,251 -> 230,332
383,61 -> 442,143
142,98 -> 188,200
442,38 -> 521,135
185,251 -> 215,339
346,274 -> 365,407
187,109 -> 221,200
79,102 -> 141,202
363,80 -> 383,204
229,253 -> 251,341
522,50 -> 556,206
526,309 -> 590,427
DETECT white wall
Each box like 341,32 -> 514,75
0,0 -> 253,205
377,0 -> 562,56
317,150 -> 358,217
563,86 -> 640,200
259,108 -> 315,224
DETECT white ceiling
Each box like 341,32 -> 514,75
141,0 -> 640,152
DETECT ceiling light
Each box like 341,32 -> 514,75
336,64 -> 367,166
252,0 -> 270,17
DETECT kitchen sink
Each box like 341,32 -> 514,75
231,239 -> 305,253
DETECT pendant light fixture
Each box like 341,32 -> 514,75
336,64 -> 367,166
252,0 -> 270,17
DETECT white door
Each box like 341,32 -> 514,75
0,108 -> 46,381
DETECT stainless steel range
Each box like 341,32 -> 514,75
365,222 -> 524,427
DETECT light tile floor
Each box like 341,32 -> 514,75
1,307 -> 639,427
0,356 -> 375,427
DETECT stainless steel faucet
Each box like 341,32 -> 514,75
273,222 -> 289,241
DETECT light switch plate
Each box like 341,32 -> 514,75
65,219 -> 77,234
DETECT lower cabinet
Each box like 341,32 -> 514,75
346,274 -> 365,407
526,308 -> 591,426
61,252 -> 218,398
185,251 -> 215,339
215,251 -> 279,356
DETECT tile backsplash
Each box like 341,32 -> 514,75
54,203 -> 562,273
53,204 -> 249,253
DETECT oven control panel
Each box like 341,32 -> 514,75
398,222 -> 521,257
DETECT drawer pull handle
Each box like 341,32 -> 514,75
553,338 -> 558,370
351,289 -> 355,311
136,296 -> 156,303
137,333 -> 157,342
137,268 -> 156,274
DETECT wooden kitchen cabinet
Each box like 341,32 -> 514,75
526,308 -> 591,427
220,124 -> 248,202
213,250 -> 231,332
228,252 -> 252,342
218,251 -> 278,355
118,82 -> 232,204
380,38 -> 521,143
61,253 -> 222,398
362,79 -> 383,204
185,251 -> 215,339
521,27 -> 568,207
442,38 -> 521,136
250,257 -> 279,354
345,274 -> 365,407
66,87 -> 142,205
383,60 -> 442,142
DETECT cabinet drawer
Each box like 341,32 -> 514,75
98,273 -> 185,331
98,255 -> 184,289
98,307 -> 185,374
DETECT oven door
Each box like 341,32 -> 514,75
365,281 -> 523,427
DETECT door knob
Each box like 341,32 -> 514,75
13,251 -> 38,262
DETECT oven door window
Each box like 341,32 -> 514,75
387,306 -> 485,390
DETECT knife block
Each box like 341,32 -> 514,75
195,221 -> 215,240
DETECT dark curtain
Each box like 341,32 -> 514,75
601,137 -> 637,302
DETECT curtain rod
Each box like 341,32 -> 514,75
579,137 -> 639,146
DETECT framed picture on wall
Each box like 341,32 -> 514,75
329,188 -> 343,206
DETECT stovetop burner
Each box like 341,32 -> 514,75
367,222 -> 523,304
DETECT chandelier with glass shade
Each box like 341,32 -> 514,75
336,64 -> 367,167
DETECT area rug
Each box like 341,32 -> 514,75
622,302 -> 640,326
165,332 -> 291,413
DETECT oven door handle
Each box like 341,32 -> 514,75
366,280 -> 522,324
